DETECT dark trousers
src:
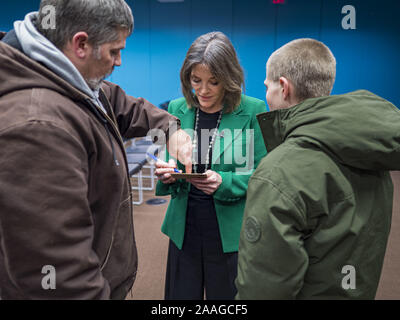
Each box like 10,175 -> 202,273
164,196 -> 238,300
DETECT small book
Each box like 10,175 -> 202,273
170,173 -> 207,179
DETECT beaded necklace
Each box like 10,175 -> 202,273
192,107 -> 223,173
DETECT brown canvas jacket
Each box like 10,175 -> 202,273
0,33 -> 178,299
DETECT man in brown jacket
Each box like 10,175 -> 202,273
0,0 -> 191,299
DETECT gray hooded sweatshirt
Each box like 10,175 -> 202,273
14,12 -> 107,113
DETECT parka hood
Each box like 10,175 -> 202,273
257,90 -> 400,171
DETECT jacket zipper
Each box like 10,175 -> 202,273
96,97 -> 134,200
88,96 -> 135,271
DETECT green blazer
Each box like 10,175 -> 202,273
156,94 -> 267,253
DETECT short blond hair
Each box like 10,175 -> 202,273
267,38 -> 336,101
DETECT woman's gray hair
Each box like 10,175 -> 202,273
36,0 -> 134,50
180,31 -> 244,113
267,38 -> 336,101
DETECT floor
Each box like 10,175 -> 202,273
128,189 -> 170,300
376,171 -> 400,299
128,171 -> 400,300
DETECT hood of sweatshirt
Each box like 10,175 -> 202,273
0,20 -> 119,166
12,11 -> 105,112
257,90 -> 400,171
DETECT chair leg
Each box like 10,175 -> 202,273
132,170 -> 143,205
138,164 -> 156,191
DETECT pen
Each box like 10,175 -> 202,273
146,153 -> 181,173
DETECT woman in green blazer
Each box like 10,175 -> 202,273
155,31 -> 267,300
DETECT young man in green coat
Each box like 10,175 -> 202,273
236,38 -> 400,299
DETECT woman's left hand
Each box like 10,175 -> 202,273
189,170 -> 222,195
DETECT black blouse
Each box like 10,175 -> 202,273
189,108 -> 221,200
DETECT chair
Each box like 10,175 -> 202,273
125,137 -> 162,205
126,138 -> 161,191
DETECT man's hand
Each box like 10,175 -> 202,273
189,170 -> 222,195
167,129 -> 192,173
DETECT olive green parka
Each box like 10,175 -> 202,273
236,90 -> 399,299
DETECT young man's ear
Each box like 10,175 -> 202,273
279,76 -> 300,107
279,77 -> 291,101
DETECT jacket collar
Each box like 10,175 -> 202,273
256,96 -> 333,153
176,98 -> 245,116
1,29 -> 23,52
256,110 -> 286,153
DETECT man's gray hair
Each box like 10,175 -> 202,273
267,38 -> 336,101
37,0 -> 134,50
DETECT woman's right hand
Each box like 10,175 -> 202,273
155,158 -> 180,184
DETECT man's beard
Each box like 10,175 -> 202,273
85,46 -> 114,91
86,68 -> 113,91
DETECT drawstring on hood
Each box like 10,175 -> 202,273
9,11 -> 120,167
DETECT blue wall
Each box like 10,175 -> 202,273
2,0 -> 400,109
